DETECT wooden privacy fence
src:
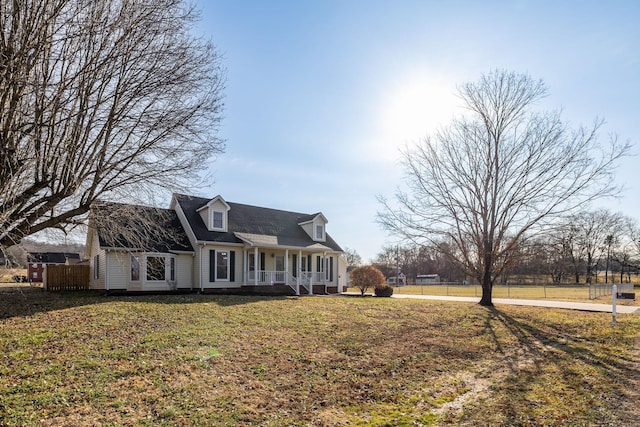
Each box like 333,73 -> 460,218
44,265 -> 90,291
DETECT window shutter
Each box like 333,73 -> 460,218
230,251 -> 235,282
260,252 -> 265,271
307,255 -> 312,273
316,256 -> 321,273
329,256 -> 334,282
209,250 -> 216,282
292,254 -> 297,278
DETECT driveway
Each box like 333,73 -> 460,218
389,293 -> 640,314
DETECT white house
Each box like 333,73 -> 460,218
86,193 -> 346,295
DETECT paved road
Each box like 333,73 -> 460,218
389,293 -> 640,314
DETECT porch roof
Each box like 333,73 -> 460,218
234,232 -> 337,251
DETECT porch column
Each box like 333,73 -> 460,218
253,246 -> 258,286
309,253 -> 313,296
285,249 -> 289,277
323,252 -> 327,286
243,249 -> 247,283
297,250 -> 302,288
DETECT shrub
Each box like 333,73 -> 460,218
374,283 -> 394,297
350,265 -> 386,296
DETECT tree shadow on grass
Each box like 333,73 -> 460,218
0,284 -> 294,320
469,306 -> 639,425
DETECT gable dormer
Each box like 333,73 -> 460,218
196,195 -> 231,232
298,213 -> 328,242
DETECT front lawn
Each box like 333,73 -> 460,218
1,287 -> 638,426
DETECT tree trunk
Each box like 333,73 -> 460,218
479,282 -> 493,306
479,257 -> 494,306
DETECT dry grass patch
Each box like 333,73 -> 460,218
0,287 -> 638,426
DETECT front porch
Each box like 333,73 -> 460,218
246,270 -> 335,295
240,247 -> 341,295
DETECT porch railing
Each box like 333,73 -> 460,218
246,270 -> 332,295
247,270 -> 286,284
246,271 -> 328,285
302,272 -> 326,283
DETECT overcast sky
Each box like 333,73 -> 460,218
192,0 -> 640,262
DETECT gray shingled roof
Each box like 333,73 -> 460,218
92,201 -> 193,253
174,194 -> 343,252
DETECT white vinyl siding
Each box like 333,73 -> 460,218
106,252 -> 127,290
175,254 -> 193,289
88,228 -> 107,290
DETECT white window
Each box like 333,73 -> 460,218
216,251 -> 229,281
131,256 -> 140,281
315,225 -> 324,240
212,211 -> 224,230
146,256 -> 165,281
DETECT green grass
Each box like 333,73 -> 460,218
1,286 -> 639,426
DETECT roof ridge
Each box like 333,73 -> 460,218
175,193 -> 316,217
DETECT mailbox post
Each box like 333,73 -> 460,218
612,284 -> 617,325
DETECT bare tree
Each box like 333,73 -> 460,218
561,210 -> 625,283
373,244 -> 445,281
528,236 -> 573,283
342,247 -> 363,269
0,0 -> 224,251
616,218 -> 640,282
378,70 -> 629,306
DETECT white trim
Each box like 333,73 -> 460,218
196,195 -> 231,212
196,240 -> 244,247
105,249 -> 110,292
199,244 -> 204,291
211,210 -> 226,231
130,255 -> 141,282
254,247 -> 258,286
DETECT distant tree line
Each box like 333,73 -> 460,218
373,209 -> 640,285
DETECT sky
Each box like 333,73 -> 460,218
190,0 -> 640,262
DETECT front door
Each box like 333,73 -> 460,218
275,255 -> 285,282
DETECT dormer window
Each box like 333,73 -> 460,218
298,212 -> 328,242
197,195 -> 230,232
212,211 -> 224,230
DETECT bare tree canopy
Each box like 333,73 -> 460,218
378,70 -> 630,306
0,0 -> 225,249
342,247 -> 363,268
